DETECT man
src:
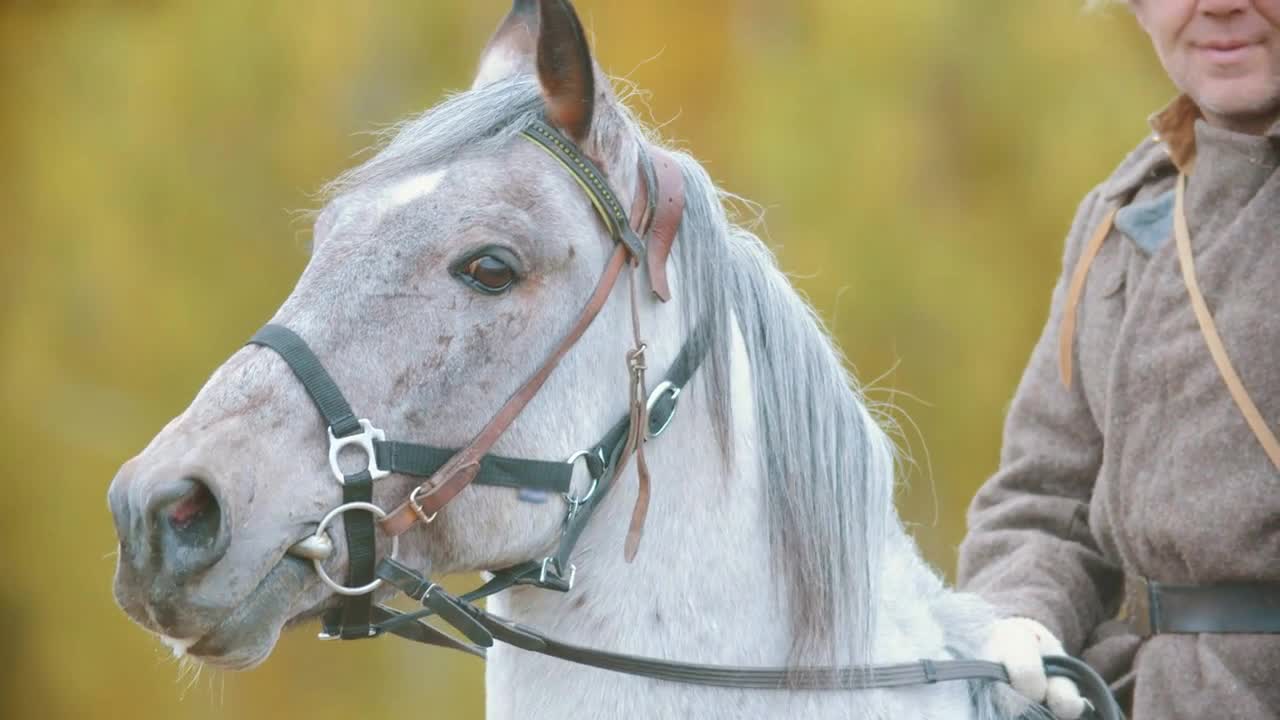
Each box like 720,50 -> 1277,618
958,1 -> 1280,718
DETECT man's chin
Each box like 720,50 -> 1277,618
1193,83 -> 1280,129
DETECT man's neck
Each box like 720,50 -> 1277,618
1200,105 -> 1280,136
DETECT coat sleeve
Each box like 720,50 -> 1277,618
957,187 -> 1123,655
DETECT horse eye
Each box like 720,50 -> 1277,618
459,254 -> 516,294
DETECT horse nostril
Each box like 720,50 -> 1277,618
146,475 -> 229,576
167,477 -> 217,534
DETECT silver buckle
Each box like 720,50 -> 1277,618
408,485 -> 439,524
309,501 -> 399,596
539,557 -> 576,590
328,419 -> 390,484
645,381 -> 681,438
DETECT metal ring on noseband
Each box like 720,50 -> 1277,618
645,381 -> 681,438
563,448 -> 604,513
311,502 -> 399,596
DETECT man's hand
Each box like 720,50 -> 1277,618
983,617 -> 1089,719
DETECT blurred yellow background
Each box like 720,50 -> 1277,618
0,1 -> 1167,718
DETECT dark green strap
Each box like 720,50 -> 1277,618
322,469 -> 376,639
248,325 -> 362,438
374,441 -> 572,494
547,328 -> 708,575
371,605 -> 483,657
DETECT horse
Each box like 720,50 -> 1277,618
107,1 -> 1048,717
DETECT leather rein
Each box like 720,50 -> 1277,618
248,119 -> 1123,719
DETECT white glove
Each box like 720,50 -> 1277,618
983,617 -> 1089,719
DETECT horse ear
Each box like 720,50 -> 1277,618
473,0 -> 540,89
535,0 -> 594,144
474,0 -> 597,144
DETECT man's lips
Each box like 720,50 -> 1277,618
1194,39 -> 1263,63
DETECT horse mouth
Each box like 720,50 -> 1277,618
182,554 -> 320,669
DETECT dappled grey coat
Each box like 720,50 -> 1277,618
958,95 -> 1280,720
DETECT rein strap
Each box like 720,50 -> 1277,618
372,559 -> 1125,719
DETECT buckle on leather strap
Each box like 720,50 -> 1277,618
538,557 -> 576,592
1120,575 -> 1154,637
328,419 -> 390,484
408,485 -> 439,524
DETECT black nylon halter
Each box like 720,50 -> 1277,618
247,319 -> 704,638
246,119 -> 1123,719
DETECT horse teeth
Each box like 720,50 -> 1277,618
287,534 -> 334,561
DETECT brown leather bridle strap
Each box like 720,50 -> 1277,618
614,145 -> 685,558
642,148 -> 685,302
621,266 -> 652,561
381,242 -> 632,537
381,136 -> 680,539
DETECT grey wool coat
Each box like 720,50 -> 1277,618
958,94 -> 1280,720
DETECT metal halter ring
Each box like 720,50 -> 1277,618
645,381 -> 682,438
408,485 -> 439,524
563,448 -> 604,511
328,419 -> 390,484
310,501 -> 399,596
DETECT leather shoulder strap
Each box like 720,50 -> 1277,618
1173,173 -> 1280,472
1058,206 -> 1118,388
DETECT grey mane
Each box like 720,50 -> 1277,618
321,75 -> 1010,718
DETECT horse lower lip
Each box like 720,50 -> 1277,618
187,555 -> 310,665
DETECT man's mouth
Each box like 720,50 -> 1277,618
1194,38 -> 1263,64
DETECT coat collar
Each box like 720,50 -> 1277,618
1102,94 -> 1280,202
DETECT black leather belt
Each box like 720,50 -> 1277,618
1123,575 -> 1280,636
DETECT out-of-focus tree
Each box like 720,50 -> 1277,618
0,2 -> 1164,718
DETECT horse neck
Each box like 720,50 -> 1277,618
482,320 -> 796,719
479,315 -> 991,719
